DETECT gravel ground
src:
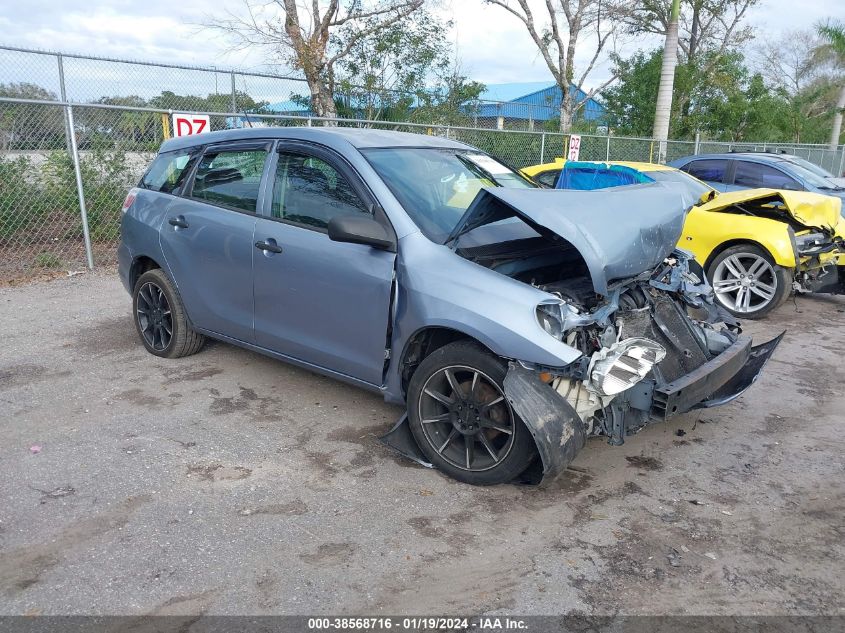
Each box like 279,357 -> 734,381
0,270 -> 843,616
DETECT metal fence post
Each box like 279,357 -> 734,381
65,105 -> 94,269
694,132 -> 700,155
540,132 -> 546,163
57,53 -> 75,157
838,145 -> 845,177
605,134 -> 611,161
230,73 -> 237,113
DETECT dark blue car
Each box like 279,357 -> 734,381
669,152 -> 845,210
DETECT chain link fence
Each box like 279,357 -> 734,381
3,100 -> 845,280
3,43 -> 845,280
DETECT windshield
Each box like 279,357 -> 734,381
645,168 -> 714,200
779,160 -> 841,189
780,155 -> 835,179
362,147 -> 535,243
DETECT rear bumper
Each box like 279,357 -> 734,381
652,332 -> 783,418
117,240 -> 132,294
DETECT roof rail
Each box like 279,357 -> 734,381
728,148 -> 789,155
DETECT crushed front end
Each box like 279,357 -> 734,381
508,250 -> 782,482
792,227 -> 845,295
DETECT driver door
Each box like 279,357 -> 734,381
252,144 -> 396,386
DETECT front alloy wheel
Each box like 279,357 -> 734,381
708,245 -> 791,319
418,365 -> 516,472
407,340 -> 536,485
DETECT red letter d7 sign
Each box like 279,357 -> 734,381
172,114 -> 210,137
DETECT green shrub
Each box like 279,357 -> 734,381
34,251 -> 63,269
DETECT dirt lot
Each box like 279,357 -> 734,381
0,271 -> 843,616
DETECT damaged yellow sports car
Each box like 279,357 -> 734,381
522,159 -> 845,318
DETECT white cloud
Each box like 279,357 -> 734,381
0,0 -> 838,93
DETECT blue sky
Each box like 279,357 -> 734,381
0,0 -> 838,91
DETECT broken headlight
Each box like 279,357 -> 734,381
536,302 -> 564,339
589,337 -> 667,396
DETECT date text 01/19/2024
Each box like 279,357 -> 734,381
306,617 -> 529,630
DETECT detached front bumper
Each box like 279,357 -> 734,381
652,332 -> 783,418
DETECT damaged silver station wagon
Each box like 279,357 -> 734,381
119,128 -> 782,485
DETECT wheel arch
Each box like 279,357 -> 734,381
703,238 -> 792,273
398,326 -> 498,399
129,255 -> 163,290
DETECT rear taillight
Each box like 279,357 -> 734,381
121,188 -> 138,214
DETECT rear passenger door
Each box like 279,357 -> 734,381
160,141 -> 272,343
681,159 -> 730,191
252,143 -> 396,386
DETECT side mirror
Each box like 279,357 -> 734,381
327,215 -> 396,252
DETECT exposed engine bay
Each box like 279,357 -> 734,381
491,246 -> 783,483
462,235 -> 745,445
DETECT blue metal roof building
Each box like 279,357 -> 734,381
228,82 -> 606,128
474,82 -> 606,124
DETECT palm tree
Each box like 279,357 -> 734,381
816,20 -> 845,150
653,0 -> 680,163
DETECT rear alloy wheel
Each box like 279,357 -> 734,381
133,268 -> 205,358
707,245 -> 792,319
407,341 -> 535,485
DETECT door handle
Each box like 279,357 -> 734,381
168,216 -> 189,229
255,240 -> 283,254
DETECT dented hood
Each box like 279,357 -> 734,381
698,188 -> 842,230
449,182 -> 696,296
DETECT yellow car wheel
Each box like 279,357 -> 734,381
707,245 -> 792,319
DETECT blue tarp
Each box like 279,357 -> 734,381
556,162 -> 654,190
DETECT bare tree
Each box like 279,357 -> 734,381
205,0 -> 424,120
755,31 -> 825,97
484,0 -> 625,133
753,30 -> 842,143
625,0 -> 758,121
627,0 -> 759,67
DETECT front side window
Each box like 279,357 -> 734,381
271,152 -> 369,229
191,148 -> 267,212
734,162 -> 799,189
140,150 -> 195,193
683,159 -> 728,183
362,148 -> 534,243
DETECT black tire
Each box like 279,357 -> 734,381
132,268 -> 205,358
706,244 -> 792,319
407,340 -> 536,485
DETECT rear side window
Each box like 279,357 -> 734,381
683,159 -> 727,183
191,149 -> 267,213
734,161 -> 800,189
271,152 -> 369,229
140,150 -> 195,193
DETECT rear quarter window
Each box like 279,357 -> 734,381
140,150 -> 196,193
191,149 -> 267,213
